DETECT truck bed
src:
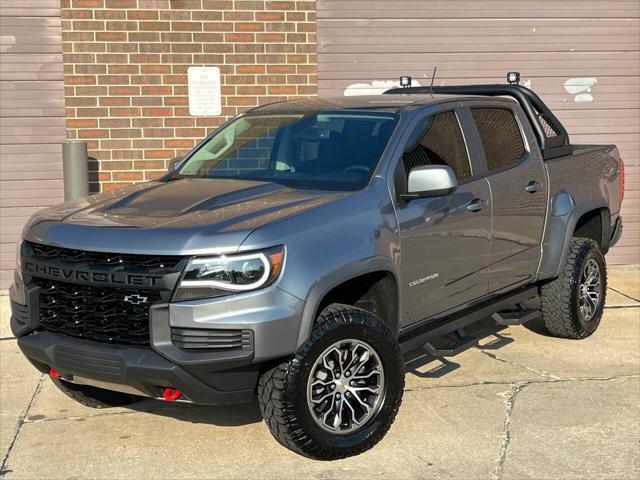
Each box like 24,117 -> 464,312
538,143 -> 623,279
546,143 -> 621,218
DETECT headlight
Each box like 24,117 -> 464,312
174,247 -> 284,301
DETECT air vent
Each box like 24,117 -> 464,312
171,327 -> 252,351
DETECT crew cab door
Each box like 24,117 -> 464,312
394,107 -> 492,327
467,103 -> 548,293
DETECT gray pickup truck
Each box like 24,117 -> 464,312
10,76 -> 624,460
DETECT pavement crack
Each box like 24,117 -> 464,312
608,286 -> 640,303
403,373 -> 639,393
404,380 -> 515,392
604,304 -> 640,310
0,375 -> 44,478
489,373 -> 639,480
560,374 -> 640,383
481,350 -> 561,380
494,382 -> 527,480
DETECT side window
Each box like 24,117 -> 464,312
402,111 -> 471,181
471,108 -> 526,171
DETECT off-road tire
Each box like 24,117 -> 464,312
257,303 -> 404,460
540,237 -> 607,339
50,377 -> 143,408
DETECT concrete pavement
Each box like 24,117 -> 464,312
0,266 -> 638,479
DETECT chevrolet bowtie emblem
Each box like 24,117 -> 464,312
123,294 -> 148,305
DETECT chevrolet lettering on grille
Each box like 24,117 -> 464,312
23,261 -> 162,287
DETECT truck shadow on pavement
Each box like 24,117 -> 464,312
128,318 -> 522,428
403,318 -> 516,378
127,395 -> 264,427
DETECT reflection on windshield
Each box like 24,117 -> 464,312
176,111 -> 398,191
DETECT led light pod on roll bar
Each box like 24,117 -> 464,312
399,75 -> 412,88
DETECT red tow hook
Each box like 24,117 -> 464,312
162,387 -> 182,401
49,367 -> 61,378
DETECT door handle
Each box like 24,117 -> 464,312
525,181 -> 540,193
466,199 -> 486,212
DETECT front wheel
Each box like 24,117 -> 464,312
258,304 -> 404,460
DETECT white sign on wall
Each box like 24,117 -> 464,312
187,66 -> 221,116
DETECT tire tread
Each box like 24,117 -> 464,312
540,238 -> 606,339
257,303 -> 404,460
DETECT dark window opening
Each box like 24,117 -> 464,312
402,111 -> 471,181
472,108 -> 526,171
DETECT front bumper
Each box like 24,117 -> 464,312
10,280 -> 305,405
18,331 -> 258,405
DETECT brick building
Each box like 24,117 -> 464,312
61,0 -> 317,192
0,0 -> 638,287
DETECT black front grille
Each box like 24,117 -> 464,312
27,242 -> 182,270
36,280 -> 160,345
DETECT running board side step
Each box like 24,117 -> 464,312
399,285 -> 540,354
423,328 -> 478,357
492,303 -> 541,326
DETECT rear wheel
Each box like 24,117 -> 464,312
50,377 -> 143,408
540,238 -> 607,339
258,303 -> 404,460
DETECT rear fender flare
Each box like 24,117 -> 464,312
538,192 -> 609,280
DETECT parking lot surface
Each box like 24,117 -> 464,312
1,267 -> 638,480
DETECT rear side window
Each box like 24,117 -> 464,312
403,111 -> 471,181
471,108 -> 526,171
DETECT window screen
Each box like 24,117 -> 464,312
471,108 -> 526,171
402,111 -> 471,181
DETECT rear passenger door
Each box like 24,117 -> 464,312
468,105 -> 548,293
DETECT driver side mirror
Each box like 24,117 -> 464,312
401,165 -> 457,200
168,156 -> 184,171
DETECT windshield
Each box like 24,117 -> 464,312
175,110 -> 398,190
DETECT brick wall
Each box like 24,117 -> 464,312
60,0 -> 317,192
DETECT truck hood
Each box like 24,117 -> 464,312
24,179 -> 349,254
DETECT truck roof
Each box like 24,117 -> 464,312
252,83 -> 572,161
250,94 -> 502,114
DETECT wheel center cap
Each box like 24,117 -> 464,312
335,377 -> 349,393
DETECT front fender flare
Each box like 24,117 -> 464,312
293,256 -> 399,350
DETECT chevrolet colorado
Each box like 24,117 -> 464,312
10,76 -> 624,460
